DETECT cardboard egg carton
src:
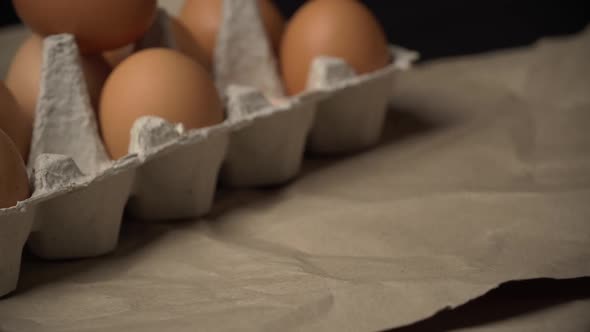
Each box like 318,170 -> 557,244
0,0 -> 417,297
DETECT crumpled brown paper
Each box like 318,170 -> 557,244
1,25 -> 589,332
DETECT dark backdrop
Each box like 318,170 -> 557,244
1,0 -> 588,60
274,0 -> 589,60
0,0 -> 19,26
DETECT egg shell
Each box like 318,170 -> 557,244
280,0 -> 391,95
0,82 -> 31,160
103,44 -> 134,68
0,3 -> 417,297
103,17 -> 209,70
171,17 -> 211,70
98,48 -> 224,160
0,129 -> 29,209
12,0 -> 158,53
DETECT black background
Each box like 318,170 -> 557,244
0,0 -> 19,26
274,0 -> 589,60
0,1 -> 588,60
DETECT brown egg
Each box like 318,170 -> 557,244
0,129 -> 30,209
0,82 -> 31,161
12,0 -> 157,53
280,0 -> 391,95
99,48 -> 224,159
180,0 -> 285,65
103,44 -> 134,68
5,34 -> 111,121
171,17 -> 211,70
103,18 -> 210,70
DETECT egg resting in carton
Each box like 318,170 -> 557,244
0,0 -> 418,297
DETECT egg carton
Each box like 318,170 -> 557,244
0,0 -> 417,297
